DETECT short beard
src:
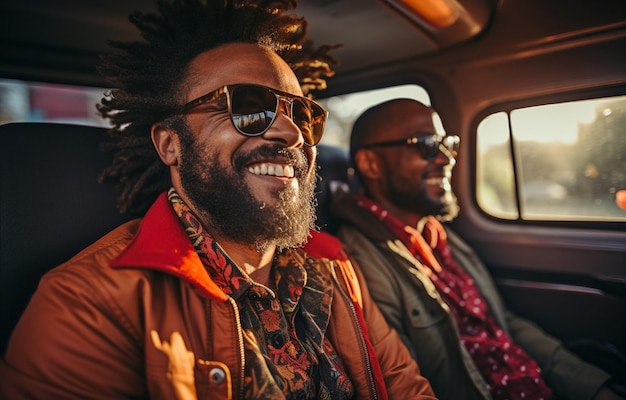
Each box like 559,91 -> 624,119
177,128 -> 317,253
388,167 -> 459,222
438,165 -> 460,222
438,188 -> 460,222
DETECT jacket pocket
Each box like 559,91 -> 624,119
196,360 -> 232,400
405,291 -> 448,329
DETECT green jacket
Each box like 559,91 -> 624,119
332,191 -> 610,400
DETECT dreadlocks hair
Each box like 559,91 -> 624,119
97,0 -> 339,216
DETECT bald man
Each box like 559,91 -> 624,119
331,98 -> 620,400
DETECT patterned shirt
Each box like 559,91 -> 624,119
356,194 -> 552,400
169,189 -> 354,399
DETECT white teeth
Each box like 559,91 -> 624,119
441,177 -> 451,191
248,163 -> 294,178
426,177 -> 443,185
426,176 -> 450,189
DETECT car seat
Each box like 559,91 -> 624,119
0,122 -> 357,353
0,123 -> 129,353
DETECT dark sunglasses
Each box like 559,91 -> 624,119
361,133 -> 460,161
180,83 -> 328,146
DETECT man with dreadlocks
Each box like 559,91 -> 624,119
0,1 -> 436,399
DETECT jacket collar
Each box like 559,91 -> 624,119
331,190 -> 396,243
110,192 -> 228,302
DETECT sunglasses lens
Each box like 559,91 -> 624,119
291,98 -> 326,146
230,85 -> 278,135
291,99 -> 313,142
420,136 -> 441,160
229,84 -> 326,145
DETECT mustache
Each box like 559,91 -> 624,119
234,144 -> 310,178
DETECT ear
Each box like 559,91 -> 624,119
354,149 -> 383,180
151,123 -> 179,166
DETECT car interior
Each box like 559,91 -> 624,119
1,0 -> 625,392
0,122 -> 357,352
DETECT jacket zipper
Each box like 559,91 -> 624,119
226,296 -> 245,400
212,242 -> 246,400
330,260 -> 378,400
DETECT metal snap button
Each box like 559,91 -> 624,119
209,367 -> 226,385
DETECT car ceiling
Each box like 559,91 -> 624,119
1,0 -> 625,92
0,0 -> 492,86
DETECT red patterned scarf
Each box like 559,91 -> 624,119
355,194 -> 552,400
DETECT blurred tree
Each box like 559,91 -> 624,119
577,99 -> 626,210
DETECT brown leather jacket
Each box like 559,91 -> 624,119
0,193 -> 435,400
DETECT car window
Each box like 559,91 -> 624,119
476,95 -> 626,222
317,84 -> 431,148
0,79 -> 430,141
0,79 -> 109,127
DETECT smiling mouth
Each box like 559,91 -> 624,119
247,162 -> 295,178
425,176 -> 443,185
426,176 -> 451,191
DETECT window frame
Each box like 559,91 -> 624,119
470,85 -> 626,231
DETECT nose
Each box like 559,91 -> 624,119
262,97 -> 305,148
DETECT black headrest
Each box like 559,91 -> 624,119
315,144 -> 360,234
0,123 -> 130,353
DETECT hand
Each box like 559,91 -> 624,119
151,330 -> 198,400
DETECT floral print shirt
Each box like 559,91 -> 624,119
169,189 -> 354,399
